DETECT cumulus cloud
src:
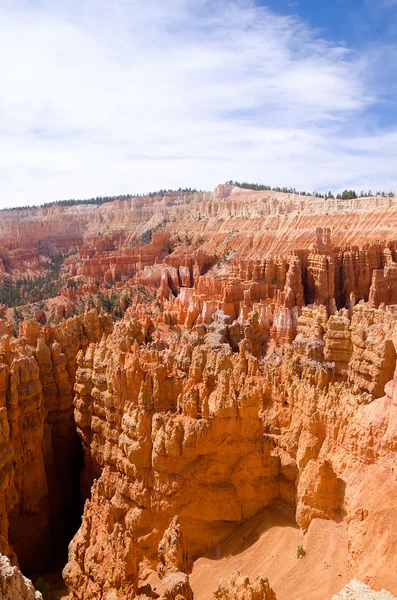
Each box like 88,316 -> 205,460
0,0 -> 396,206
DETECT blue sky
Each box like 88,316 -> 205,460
263,1 -> 392,47
1,0 -> 397,207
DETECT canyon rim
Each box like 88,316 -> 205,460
0,185 -> 397,599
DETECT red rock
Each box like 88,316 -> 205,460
3,187 -> 397,599
214,570 -> 276,600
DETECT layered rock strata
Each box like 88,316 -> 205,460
57,300 -> 397,598
2,293 -> 397,598
0,311 -> 111,572
2,187 -> 397,599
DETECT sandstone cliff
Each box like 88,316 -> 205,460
2,186 -> 397,600
0,311 -> 111,572
1,301 -> 396,598
60,302 -> 397,598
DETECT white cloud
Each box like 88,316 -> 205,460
0,0 -> 396,207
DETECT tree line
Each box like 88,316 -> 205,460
3,183 -> 395,213
226,181 -> 396,200
0,188 -> 202,212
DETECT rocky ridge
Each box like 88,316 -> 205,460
1,187 -> 397,599
0,311 -> 112,572
56,301 -> 397,599
3,184 -> 397,279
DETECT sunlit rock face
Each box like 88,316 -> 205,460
62,302 -> 397,598
0,311 -> 111,572
0,553 -> 43,600
1,187 -> 397,599
331,580 -> 397,600
214,570 -> 277,600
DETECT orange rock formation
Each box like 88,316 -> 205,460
214,570 -> 276,600
62,303 -> 397,597
0,553 -> 43,599
0,312 -> 111,572
1,186 -> 397,600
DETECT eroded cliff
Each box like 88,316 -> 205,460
53,302 -> 397,599
0,311 -> 111,574
1,187 -> 397,600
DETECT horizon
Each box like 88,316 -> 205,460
1,182 -> 396,213
2,0 -> 397,208
1,180 -> 397,213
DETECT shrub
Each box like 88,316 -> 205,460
297,544 -> 306,559
34,578 -> 50,599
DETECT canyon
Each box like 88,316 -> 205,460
0,185 -> 397,600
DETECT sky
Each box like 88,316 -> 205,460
1,0 -> 397,207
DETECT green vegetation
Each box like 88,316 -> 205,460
0,255 -> 64,308
145,187 -> 198,198
140,229 -> 155,245
296,544 -> 306,559
13,307 -> 23,337
133,218 -> 171,246
226,180 -> 309,194
226,181 -> 396,199
136,285 -> 157,305
97,291 -> 123,321
1,194 -> 133,212
34,578 -> 55,600
95,286 -> 154,321
2,184 -> 395,213
336,189 -> 356,199
0,188 -> 202,212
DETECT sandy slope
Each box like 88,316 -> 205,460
190,506 -> 352,600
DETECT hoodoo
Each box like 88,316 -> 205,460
1,186 -> 397,599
